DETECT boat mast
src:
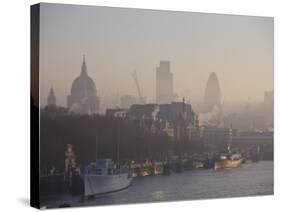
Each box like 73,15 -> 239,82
95,134 -> 98,162
228,121 -> 233,152
117,120 -> 120,168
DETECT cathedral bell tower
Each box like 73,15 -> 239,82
47,87 -> 56,107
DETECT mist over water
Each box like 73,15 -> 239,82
43,161 -> 273,208
87,161 -> 273,205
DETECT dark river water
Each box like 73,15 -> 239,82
45,161 -> 273,208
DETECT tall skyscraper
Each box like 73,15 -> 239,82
47,87 -> 56,107
264,91 -> 273,128
156,61 -> 174,104
203,72 -> 221,113
67,56 -> 100,114
264,91 -> 273,105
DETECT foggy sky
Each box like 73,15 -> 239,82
39,3 -> 273,110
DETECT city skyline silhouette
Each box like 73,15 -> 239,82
39,3 -> 273,112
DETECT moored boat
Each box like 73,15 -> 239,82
84,159 -> 132,197
214,154 -> 242,170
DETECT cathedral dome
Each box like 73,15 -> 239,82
67,56 -> 100,114
70,57 -> 97,98
71,73 -> 97,97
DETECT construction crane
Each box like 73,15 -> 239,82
132,70 -> 146,104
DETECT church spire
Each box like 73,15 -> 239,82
50,87 -> 54,95
47,87 -> 56,107
81,54 -> 87,76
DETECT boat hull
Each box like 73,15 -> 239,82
214,159 -> 242,170
84,173 -> 132,196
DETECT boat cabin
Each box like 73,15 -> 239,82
85,159 -> 117,175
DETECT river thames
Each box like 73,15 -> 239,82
44,161 -> 273,208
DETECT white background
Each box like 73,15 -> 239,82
0,0 -> 279,211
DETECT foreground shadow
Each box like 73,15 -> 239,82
18,197 -> 29,206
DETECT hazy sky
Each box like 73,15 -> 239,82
39,3 -> 273,109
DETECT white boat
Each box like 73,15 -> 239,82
84,159 -> 132,197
